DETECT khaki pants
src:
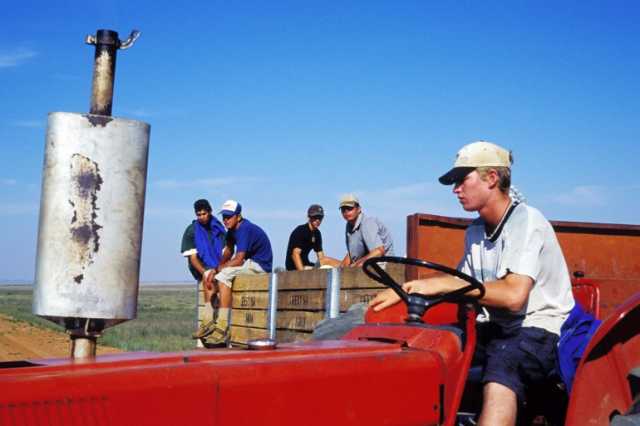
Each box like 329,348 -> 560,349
214,259 -> 266,287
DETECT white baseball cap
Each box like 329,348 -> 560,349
439,141 -> 511,185
219,199 -> 242,216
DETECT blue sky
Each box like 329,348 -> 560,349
1,1 -> 639,282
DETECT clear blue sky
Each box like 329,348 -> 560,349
1,1 -> 639,282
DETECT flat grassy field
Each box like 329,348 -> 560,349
0,285 -> 197,352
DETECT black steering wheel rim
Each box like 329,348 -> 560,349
363,256 -> 486,323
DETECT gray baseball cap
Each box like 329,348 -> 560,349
307,204 -> 324,217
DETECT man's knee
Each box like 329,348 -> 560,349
479,382 -> 518,426
214,267 -> 238,288
484,381 -> 517,401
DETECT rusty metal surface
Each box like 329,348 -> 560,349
85,29 -> 140,116
407,213 -> 640,319
86,30 -> 119,116
33,112 -> 150,328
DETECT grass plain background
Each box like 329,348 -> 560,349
0,285 -> 197,352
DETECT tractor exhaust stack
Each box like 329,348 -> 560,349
33,29 -> 149,359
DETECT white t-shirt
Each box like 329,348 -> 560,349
459,202 -> 574,335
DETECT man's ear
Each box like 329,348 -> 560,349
486,169 -> 500,189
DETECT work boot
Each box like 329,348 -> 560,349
204,319 -> 229,347
192,319 -> 217,339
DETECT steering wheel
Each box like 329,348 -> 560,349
363,256 -> 486,323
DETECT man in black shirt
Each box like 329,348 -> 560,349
285,204 -> 340,270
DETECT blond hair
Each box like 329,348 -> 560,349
477,166 -> 511,194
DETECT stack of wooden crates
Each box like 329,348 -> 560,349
196,264 -> 405,346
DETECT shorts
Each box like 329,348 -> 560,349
473,323 -> 559,402
214,259 -> 266,288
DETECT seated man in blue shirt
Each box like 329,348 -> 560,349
201,199 -> 273,346
182,199 -> 226,342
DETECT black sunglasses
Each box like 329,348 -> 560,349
309,215 -> 324,221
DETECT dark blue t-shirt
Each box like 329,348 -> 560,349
227,219 -> 273,272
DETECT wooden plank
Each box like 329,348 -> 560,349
276,269 -> 328,290
231,309 -> 269,328
230,326 -> 269,345
276,310 -> 325,331
231,291 -> 270,309
277,290 -> 326,310
338,289 -> 381,311
233,273 -> 270,291
276,329 -> 313,343
339,265 -> 404,289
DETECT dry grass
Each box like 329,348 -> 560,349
0,285 -> 197,352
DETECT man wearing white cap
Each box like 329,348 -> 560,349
370,141 -> 574,425
338,194 -> 394,267
194,199 -> 273,346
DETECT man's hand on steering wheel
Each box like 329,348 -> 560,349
368,288 -> 402,312
368,275 -> 462,312
363,256 -> 486,322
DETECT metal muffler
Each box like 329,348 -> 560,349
33,29 -> 149,359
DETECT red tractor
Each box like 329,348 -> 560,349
1,257 -> 638,426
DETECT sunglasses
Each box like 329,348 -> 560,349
222,214 -> 235,221
340,206 -> 355,212
309,215 -> 324,221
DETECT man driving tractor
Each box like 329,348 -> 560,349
370,141 -> 576,426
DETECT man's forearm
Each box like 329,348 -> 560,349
189,254 -> 207,276
404,273 -> 533,313
475,274 -> 533,312
354,246 -> 385,266
220,252 -> 246,269
220,246 -> 233,264
292,250 -> 304,271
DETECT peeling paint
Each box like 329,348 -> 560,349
68,154 -> 103,284
34,112 -> 150,323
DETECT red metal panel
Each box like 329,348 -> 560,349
0,336 -> 452,425
362,302 -> 478,426
0,360 -> 218,426
565,292 -> 640,425
571,278 -> 601,319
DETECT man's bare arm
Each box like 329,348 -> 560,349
189,254 -> 207,276
353,245 -> 385,267
291,247 -> 305,271
370,272 -> 533,313
220,251 -> 246,269
220,244 -> 233,264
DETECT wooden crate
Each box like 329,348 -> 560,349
198,265 -> 406,346
338,264 -> 403,311
274,268 -> 331,343
230,273 -> 271,345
